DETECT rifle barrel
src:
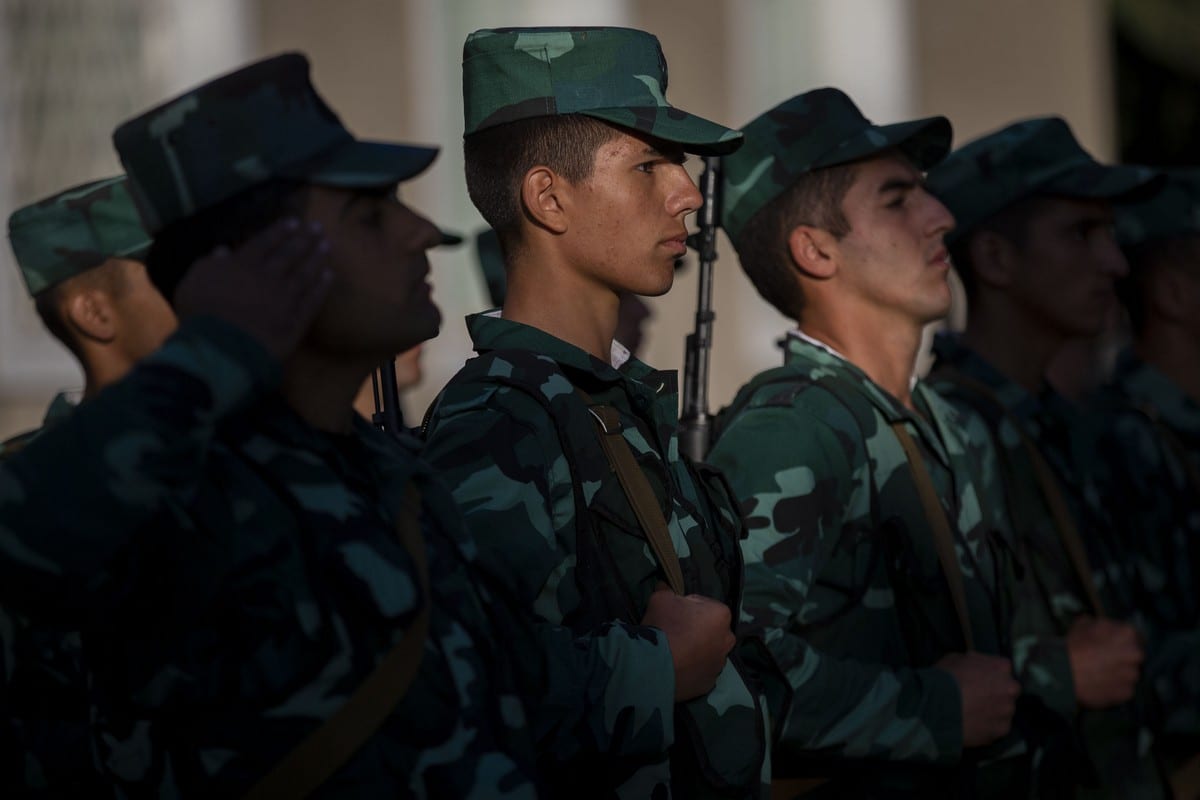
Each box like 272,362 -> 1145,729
679,155 -> 722,461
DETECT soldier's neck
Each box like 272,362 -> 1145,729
798,307 -> 923,410
962,298 -> 1060,393
79,349 -> 134,400
282,351 -> 377,434
1137,323 -> 1200,404
502,253 -> 621,364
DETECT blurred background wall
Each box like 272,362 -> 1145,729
0,0 -> 1140,436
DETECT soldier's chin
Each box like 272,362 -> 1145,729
419,302 -> 443,341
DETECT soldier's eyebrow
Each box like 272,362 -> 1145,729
641,144 -> 687,164
339,187 -> 390,219
878,177 -> 919,195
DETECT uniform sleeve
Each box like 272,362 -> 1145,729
1012,633 -> 1076,720
422,392 -> 676,761
709,403 -> 963,765
0,316 -> 280,619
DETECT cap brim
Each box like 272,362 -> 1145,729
814,115 -> 952,172
582,107 -> 743,156
283,139 -> 439,188
1044,162 -> 1163,204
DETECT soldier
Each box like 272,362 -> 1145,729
925,117 -> 1168,797
0,52 -> 652,796
1091,170 -> 1200,790
421,27 -> 769,798
1,176 -> 175,794
707,89 -> 1025,798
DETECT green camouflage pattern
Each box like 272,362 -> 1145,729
421,312 -> 770,799
0,392 -> 99,796
929,334 -> 1168,798
0,317 -> 556,796
462,27 -> 742,156
7,176 -> 150,296
721,89 -> 952,247
113,53 -> 438,234
708,333 -> 1026,797
926,116 -> 1160,244
1116,168 -> 1200,247
1086,352 -> 1200,767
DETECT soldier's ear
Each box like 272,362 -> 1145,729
64,289 -> 117,344
519,165 -> 569,235
964,229 -> 1015,289
1148,264 -> 1189,323
787,224 -> 837,280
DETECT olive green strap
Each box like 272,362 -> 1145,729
1015,432 -> 1106,617
578,391 -> 687,595
890,422 -> 976,651
1136,402 -> 1200,500
244,484 -> 430,800
937,369 -> 1105,617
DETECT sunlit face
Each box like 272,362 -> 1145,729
109,258 -> 177,361
559,129 -> 702,297
302,184 -> 442,357
830,153 -> 956,325
1007,196 -> 1127,338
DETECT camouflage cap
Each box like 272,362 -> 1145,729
7,175 -> 150,296
113,52 -> 438,234
1116,169 -> 1200,248
462,27 -> 742,156
926,116 -> 1161,244
721,88 -> 951,247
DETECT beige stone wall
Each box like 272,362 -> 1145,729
912,0 -> 1114,156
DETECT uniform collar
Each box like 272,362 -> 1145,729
468,310 -> 661,386
1112,350 -> 1200,437
43,390 -> 80,428
782,332 -> 953,467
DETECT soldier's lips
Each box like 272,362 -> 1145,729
661,235 -> 688,256
928,248 -> 950,268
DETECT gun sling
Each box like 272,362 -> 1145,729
244,484 -> 430,799
579,391 -> 687,595
890,422 -> 977,651
936,369 -> 1105,617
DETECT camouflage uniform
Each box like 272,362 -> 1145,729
711,89 -> 1026,798
929,335 -> 1166,798
927,117 -> 1168,798
424,28 -> 769,800
710,334 -> 1023,798
1089,354 -> 1200,757
0,55 -> 551,797
2,176 -> 149,796
1087,172 -> 1200,769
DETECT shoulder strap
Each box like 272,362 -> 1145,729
889,422 -> 976,651
244,484 -> 430,799
577,390 -> 687,596
1134,401 -> 1200,499
936,369 -> 1105,617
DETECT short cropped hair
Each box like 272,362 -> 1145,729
732,162 -> 856,320
463,114 -> 620,251
145,178 -> 309,305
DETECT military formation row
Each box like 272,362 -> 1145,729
1,24 -> 1198,800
